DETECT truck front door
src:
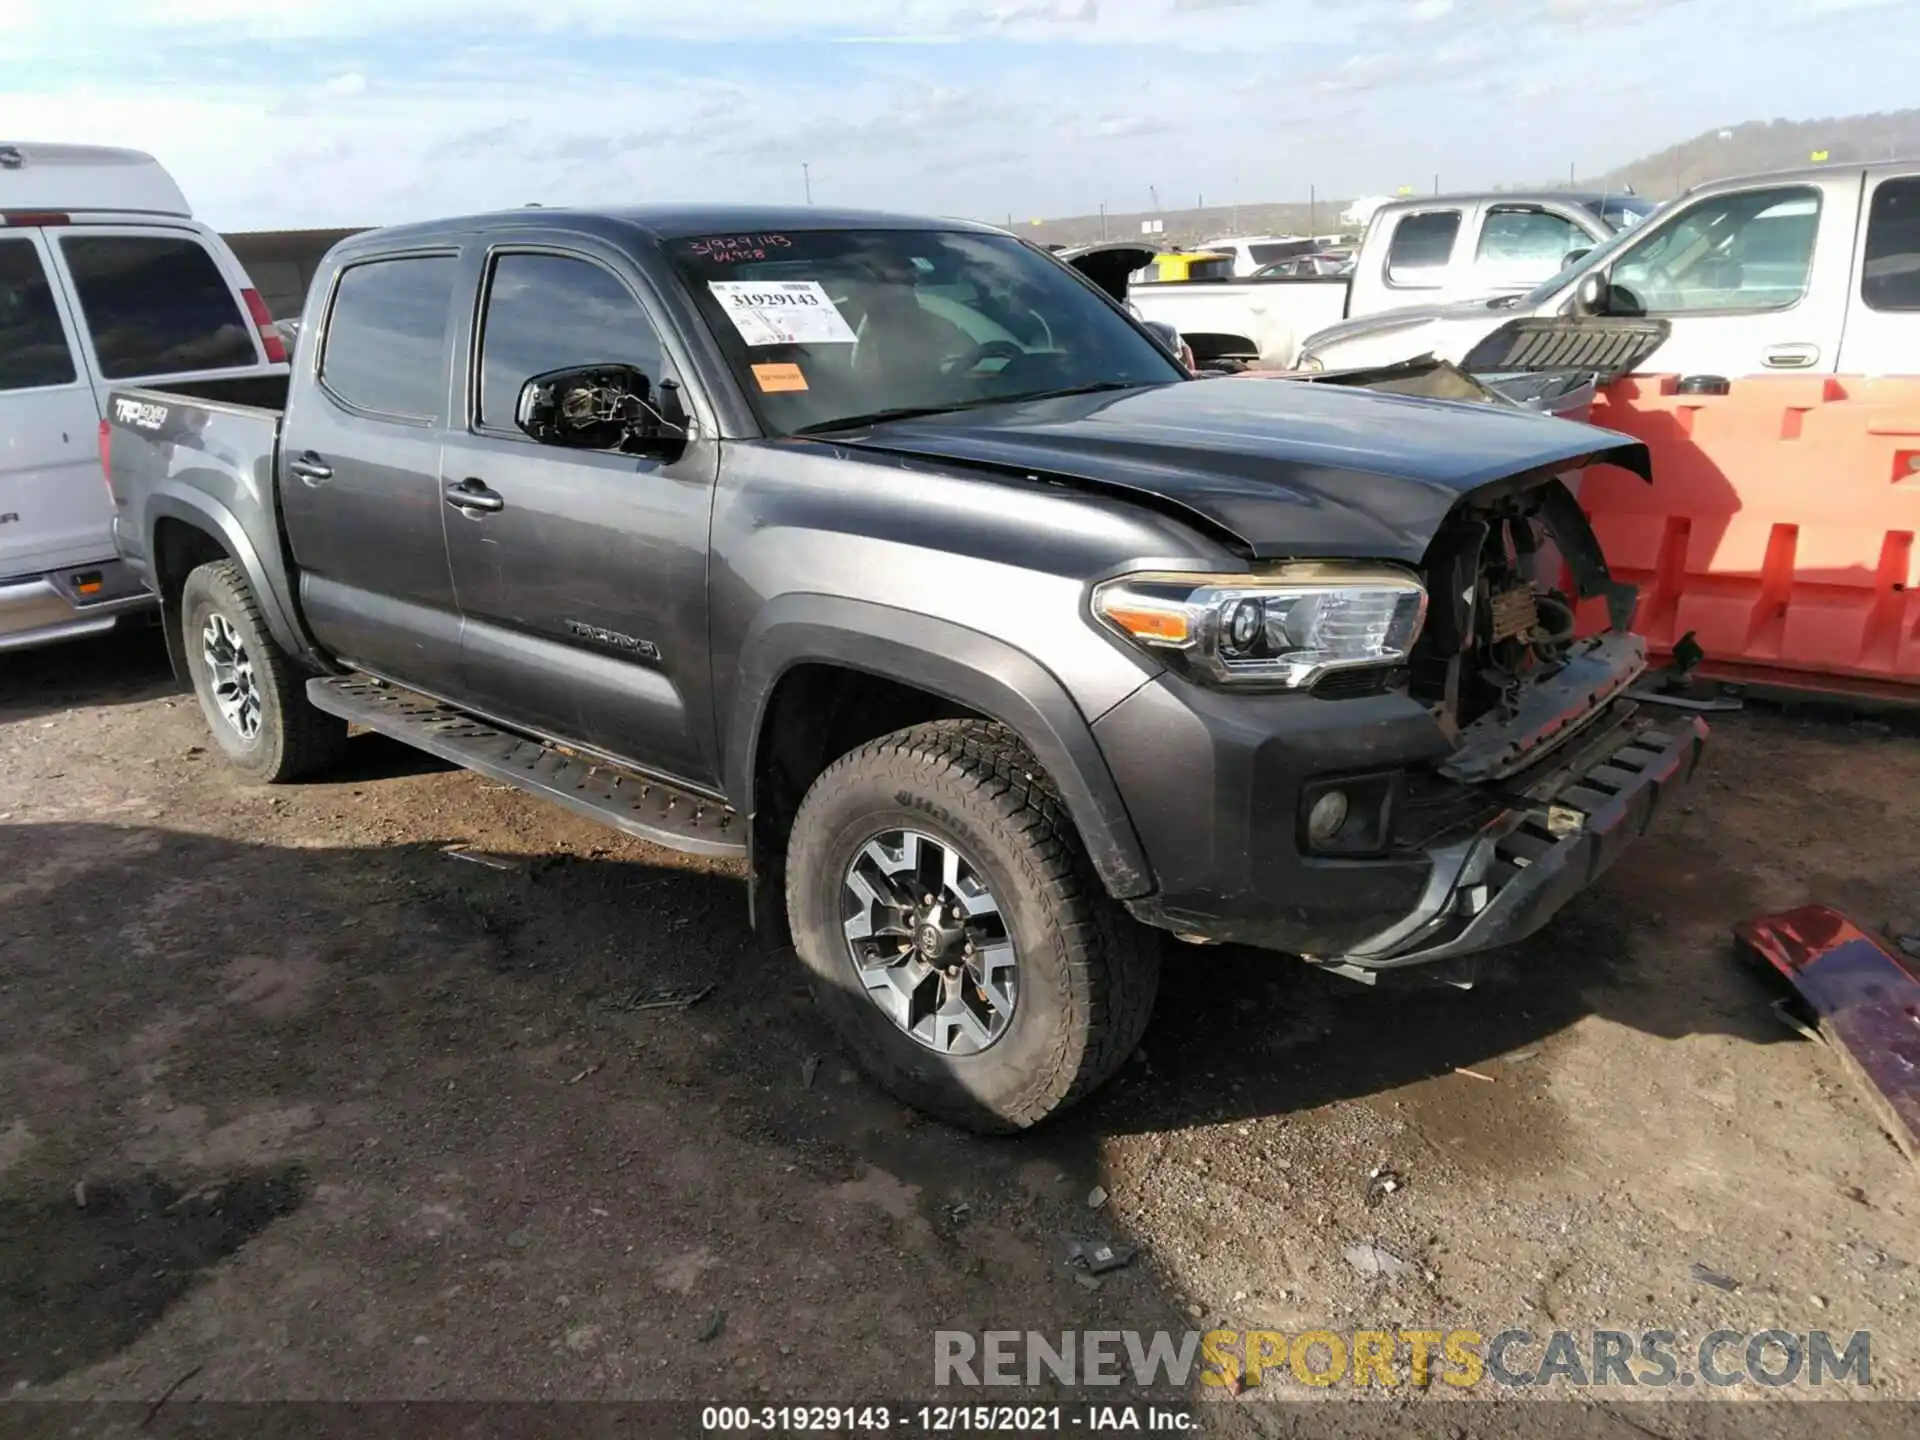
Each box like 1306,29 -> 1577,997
1598,177 -> 1855,377
439,243 -> 719,791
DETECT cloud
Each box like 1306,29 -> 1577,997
0,0 -> 1910,229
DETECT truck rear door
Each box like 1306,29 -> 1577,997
1835,170 -> 1920,374
0,229 -> 106,581
278,249 -> 466,696
1347,204 -> 1466,316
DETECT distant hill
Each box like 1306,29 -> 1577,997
1022,109 -> 1920,252
1590,109 -> 1920,198
1021,201 -> 1353,252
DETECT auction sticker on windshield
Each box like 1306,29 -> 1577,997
708,280 -> 858,346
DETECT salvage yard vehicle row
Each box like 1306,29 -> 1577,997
1302,158 -> 1920,378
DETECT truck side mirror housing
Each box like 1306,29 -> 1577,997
516,364 -> 688,455
1574,271 -> 1610,316
1142,319 -> 1183,357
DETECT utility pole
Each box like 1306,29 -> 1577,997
1568,159 -> 1575,186
1099,202 -> 1107,241
1309,183 -> 1316,236
1433,172 -> 1439,196
1149,184 -> 1161,214
802,162 -> 812,204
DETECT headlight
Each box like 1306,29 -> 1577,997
1092,565 -> 1427,689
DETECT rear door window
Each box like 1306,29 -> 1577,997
1861,176 -> 1920,312
0,237 -> 77,391
58,233 -> 257,379
319,255 -> 458,421
1386,210 -> 1462,285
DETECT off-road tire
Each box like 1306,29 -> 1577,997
786,720 -> 1160,1133
180,560 -> 346,784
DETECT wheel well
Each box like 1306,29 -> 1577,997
150,519 -> 234,682
747,663 -> 987,942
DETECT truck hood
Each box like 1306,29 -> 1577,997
1303,295 -> 1517,356
820,377 -> 1648,563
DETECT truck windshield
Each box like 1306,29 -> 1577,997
667,229 -> 1184,434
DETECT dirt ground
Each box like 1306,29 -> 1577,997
3,627 -> 1918,1436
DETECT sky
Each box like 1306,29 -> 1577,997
0,0 -> 1913,231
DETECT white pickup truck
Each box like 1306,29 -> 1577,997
1300,160 -> 1920,378
1132,191 -> 1651,369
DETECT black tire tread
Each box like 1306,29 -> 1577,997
184,560 -> 347,784
788,719 -> 1158,1131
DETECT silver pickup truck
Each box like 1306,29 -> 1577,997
1132,191 -> 1653,370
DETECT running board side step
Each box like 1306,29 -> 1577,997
307,676 -> 746,859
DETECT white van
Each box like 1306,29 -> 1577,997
0,142 -> 288,653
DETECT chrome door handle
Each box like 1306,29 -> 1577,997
445,478 -> 504,514
1762,344 -> 1820,369
288,453 -> 333,484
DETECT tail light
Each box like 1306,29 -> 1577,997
241,287 -> 289,364
99,419 -> 115,504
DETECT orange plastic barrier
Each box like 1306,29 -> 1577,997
1575,374 -> 1920,695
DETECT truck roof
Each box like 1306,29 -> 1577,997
1376,190 -> 1630,208
1683,155 -> 1920,194
0,141 -> 191,216
339,203 -> 1006,254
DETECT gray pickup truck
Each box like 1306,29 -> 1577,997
103,204 -> 1705,1132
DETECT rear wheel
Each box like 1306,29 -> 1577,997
785,720 -> 1159,1132
180,560 -> 346,783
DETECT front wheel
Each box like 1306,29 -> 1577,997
785,720 -> 1159,1133
180,560 -> 346,783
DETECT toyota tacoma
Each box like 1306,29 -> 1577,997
103,205 -> 1705,1132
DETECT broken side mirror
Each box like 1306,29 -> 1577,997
515,363 -> 689,456
1575,270 -> 1611,316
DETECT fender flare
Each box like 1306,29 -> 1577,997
725,594 -> 1154,900
144,487 -> 318,666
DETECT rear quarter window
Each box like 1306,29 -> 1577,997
0,238 -> 76,391
59,234 -> 257,379
1385,210 -> 1462,285
319,255 -> 458,421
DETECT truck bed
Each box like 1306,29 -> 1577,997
103,376 -> 304,674
1129,276 -> 1351,368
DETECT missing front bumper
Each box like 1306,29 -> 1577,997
1309,705 -> 1708,979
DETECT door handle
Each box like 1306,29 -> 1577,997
444,478 -> 504,515
288,452 -> 333,484
1762,343 -> 1820,369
